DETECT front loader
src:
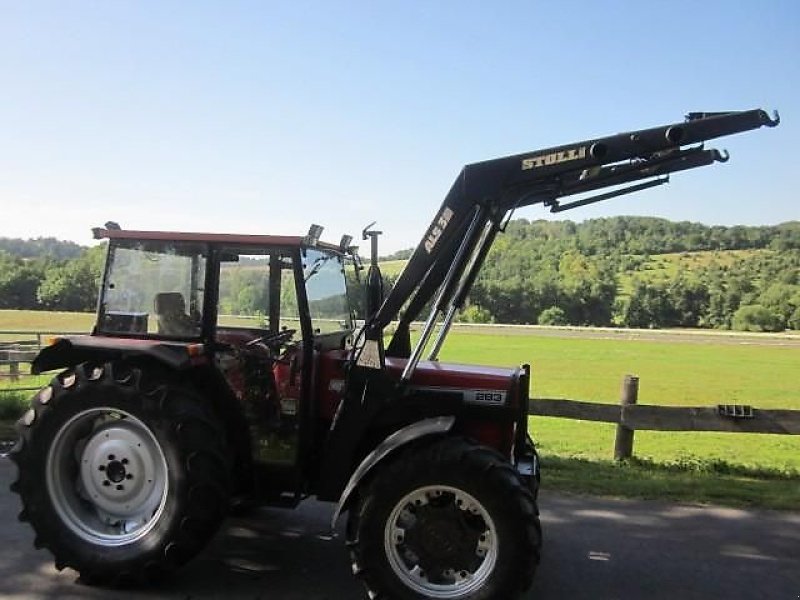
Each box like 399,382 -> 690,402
9,108 -> 777,599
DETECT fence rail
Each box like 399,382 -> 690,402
529,374 -> 800,460
529,398 -> 800,435
2,332 -> 799,449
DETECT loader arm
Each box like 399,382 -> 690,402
361,108 -> 778,374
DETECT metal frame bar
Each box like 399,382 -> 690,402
401,205 -> 485,382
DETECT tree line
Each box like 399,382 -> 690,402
2,217 -> 799,332
459,218 -> 800,331
379,217 -> 800,332
0,237 -> 84,260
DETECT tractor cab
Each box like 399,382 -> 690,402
94,229 -> 354,349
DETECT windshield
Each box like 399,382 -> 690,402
302,248 -> 353,335
98,241 -> 208,338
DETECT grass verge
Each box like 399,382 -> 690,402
541,454 -> 800,511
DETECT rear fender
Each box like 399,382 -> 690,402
31,335 -> 203,374
330,415 -> 455,529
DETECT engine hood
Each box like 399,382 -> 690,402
385,357 -> 520,403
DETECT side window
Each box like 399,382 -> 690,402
216,249 -> 300,332
218,253 -> 270,329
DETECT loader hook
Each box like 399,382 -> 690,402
713,149 -> 730,163
765,110 -> 780,127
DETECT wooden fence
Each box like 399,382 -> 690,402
530,374 -> 800,460
0,331 -> 81,390
0,346 -> 39,386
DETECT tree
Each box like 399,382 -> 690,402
620,281 -> 673,328
732,305 -> 784,332
37,246 -> 105,312
0,253 -> 46,309
667,276 -> 709,327
758,283 -> 800,323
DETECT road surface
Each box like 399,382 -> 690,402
0,456 -> 797,599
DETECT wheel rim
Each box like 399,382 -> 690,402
384,485 -> 498,598
46,407 -> 169,546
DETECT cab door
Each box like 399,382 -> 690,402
214,246 -> 306,486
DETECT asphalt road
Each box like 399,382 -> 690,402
0,456 -> 798,600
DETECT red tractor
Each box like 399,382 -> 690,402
10,109 -> 777,599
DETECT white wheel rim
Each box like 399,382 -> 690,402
383,485 -> 498,598
46,407 -> 169,546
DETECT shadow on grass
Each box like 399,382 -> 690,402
541,454 -> 800,511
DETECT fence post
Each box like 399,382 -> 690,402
9,361 -> 20,383
614,374 -> 639,461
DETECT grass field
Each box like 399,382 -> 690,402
378,259 -> 408,277
0,309 -> 93,337
436,330 -> 800,474
2,310 -> 798,507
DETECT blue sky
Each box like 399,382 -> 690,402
1,1 -> 797,252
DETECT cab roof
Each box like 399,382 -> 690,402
92,227 -> 344,253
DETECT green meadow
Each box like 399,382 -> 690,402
0,309 -> 93,337
437,330 -> 800,474
2,310 -> 798,507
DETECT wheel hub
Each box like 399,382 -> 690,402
406,502 -> 480,571
79,421 -> 162,518
105,459 -> 127,483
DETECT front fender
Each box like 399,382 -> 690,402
330,415 -> 455,529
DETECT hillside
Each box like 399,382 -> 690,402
0,237 -> 86,260
377,217 -> 800,331
616,249 -> 774,295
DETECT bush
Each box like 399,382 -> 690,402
732,304 -> 785,332
537,306 -> 568,326
457,304 -> 493,324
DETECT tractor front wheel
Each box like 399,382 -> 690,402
348,437 -> 541,600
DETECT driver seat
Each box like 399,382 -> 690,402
154,292 -> 198,336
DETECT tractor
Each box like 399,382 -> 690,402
10,108 -> 777,599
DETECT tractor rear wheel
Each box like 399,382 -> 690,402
9,362 -> 230,585
347,437 -> 541,600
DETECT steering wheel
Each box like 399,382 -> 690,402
244,328 -> 296,350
